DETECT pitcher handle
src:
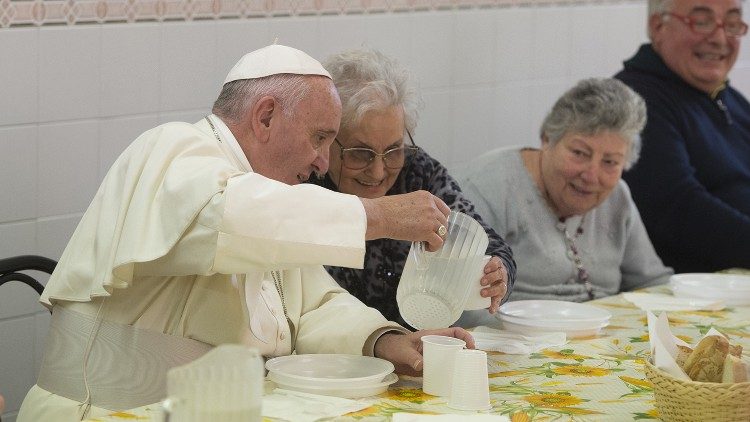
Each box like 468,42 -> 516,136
412,241 -> 428,271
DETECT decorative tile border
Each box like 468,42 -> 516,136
1,0 -> 640,28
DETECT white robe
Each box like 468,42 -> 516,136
19,116 -> 403,421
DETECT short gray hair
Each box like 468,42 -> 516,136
540,78 -> 647,170
323,49 -> 422,134
212,74 -> 313,125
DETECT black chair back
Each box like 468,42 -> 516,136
0,255 -> 57,296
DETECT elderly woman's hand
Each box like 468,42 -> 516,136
482,256 -> 508,313
374,328 -> 475,376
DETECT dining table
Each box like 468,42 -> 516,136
85,282 -> 750,422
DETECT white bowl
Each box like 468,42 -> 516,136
670,273 -> 750,305
500,318 -> 607,339
499,300 -> 612,323
270,373 -> 399,398
265,354 -> 394,388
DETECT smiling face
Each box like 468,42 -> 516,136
651,0 -> 743,94
328,105 -> 406,198
539,131 -> 629,218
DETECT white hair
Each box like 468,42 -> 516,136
323,49 -> 422,134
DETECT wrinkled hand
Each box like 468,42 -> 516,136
481,256 -> 509,314
373,327 -> 475,376
361,191 -> 451,252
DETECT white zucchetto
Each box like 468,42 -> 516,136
224,44 -> 331,84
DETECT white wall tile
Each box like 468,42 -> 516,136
417,90 -> 452,164
318,15 -> 368,60
0,222 -> 36,259
494,83 -> 535,150
99,115 -> 160,178
568,6 -> 609,81
0,29 -> 38,126
0,317 -> 35,416
730,65 -> 750,97
36,215 -> 82,261
452,10 -> 497,86
37,121 -> 99,217
266,17 -> 319,59
529,80 -> 569,140
451,87 -> 494,166
409,11 -> 453,89
216,20 -> 271,80
161,21 -> 220,112
101,24 -> 161,117
495,7 -> 534,83
0,276 -> 45,319
38,26 -> 101,123
603,3 -> 648,76
159,110 -> 210,125
363,13 -> 413,66
531,6 -> 570,80
0,126 -> 37,222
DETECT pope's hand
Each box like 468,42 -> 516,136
373,327 -> 475,376
360,191 -> 451,252
481,256 -> 509,314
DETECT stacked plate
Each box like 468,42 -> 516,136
670,273 -> 750,306
265,354 -> 398,398
498,300 -> 612,338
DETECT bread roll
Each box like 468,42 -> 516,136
721,355 -> 748,383
675,344 -> 693,368
683,335 -> 729,382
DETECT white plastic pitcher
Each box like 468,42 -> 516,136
396,211 -> 489,329
163,344 -> 264,422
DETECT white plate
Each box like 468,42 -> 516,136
270,373 -> 399,398
265,354 -> 394,388
500,319 -> 606,339
670,273 -> 750,305
499,300 -> 612,323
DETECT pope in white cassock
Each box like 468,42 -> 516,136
18,44 -> 473,421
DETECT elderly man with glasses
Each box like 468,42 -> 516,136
615,0 -> 750,273
311,49 -> 516,330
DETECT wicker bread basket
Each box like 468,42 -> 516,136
644,360 -> 750,421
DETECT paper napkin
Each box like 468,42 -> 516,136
624,292 -> 724,311
471,326 -> 567,354
263,388 -> 370,422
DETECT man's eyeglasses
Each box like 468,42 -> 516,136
335,130 -> 419,170
664,10 -> 748,37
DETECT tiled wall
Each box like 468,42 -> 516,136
2,1 -> 750,420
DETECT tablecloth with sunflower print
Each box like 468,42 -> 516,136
87,283 -> 750,422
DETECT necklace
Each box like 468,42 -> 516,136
270,270 -> 289,320
556,216 -> 594,300
205,115 -> 222,143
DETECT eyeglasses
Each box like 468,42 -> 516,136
335,130 -> 419,170
664,10 -> 748,37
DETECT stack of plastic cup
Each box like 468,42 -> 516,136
448,349 -> 491,411
421,335 -> 466,397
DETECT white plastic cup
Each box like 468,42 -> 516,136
463,255 -> 493,311
421,335 -> 466,397
448,349 -> 491,411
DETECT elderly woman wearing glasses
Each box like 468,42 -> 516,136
311,49 -> 516,329
457,78 -> 673,306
